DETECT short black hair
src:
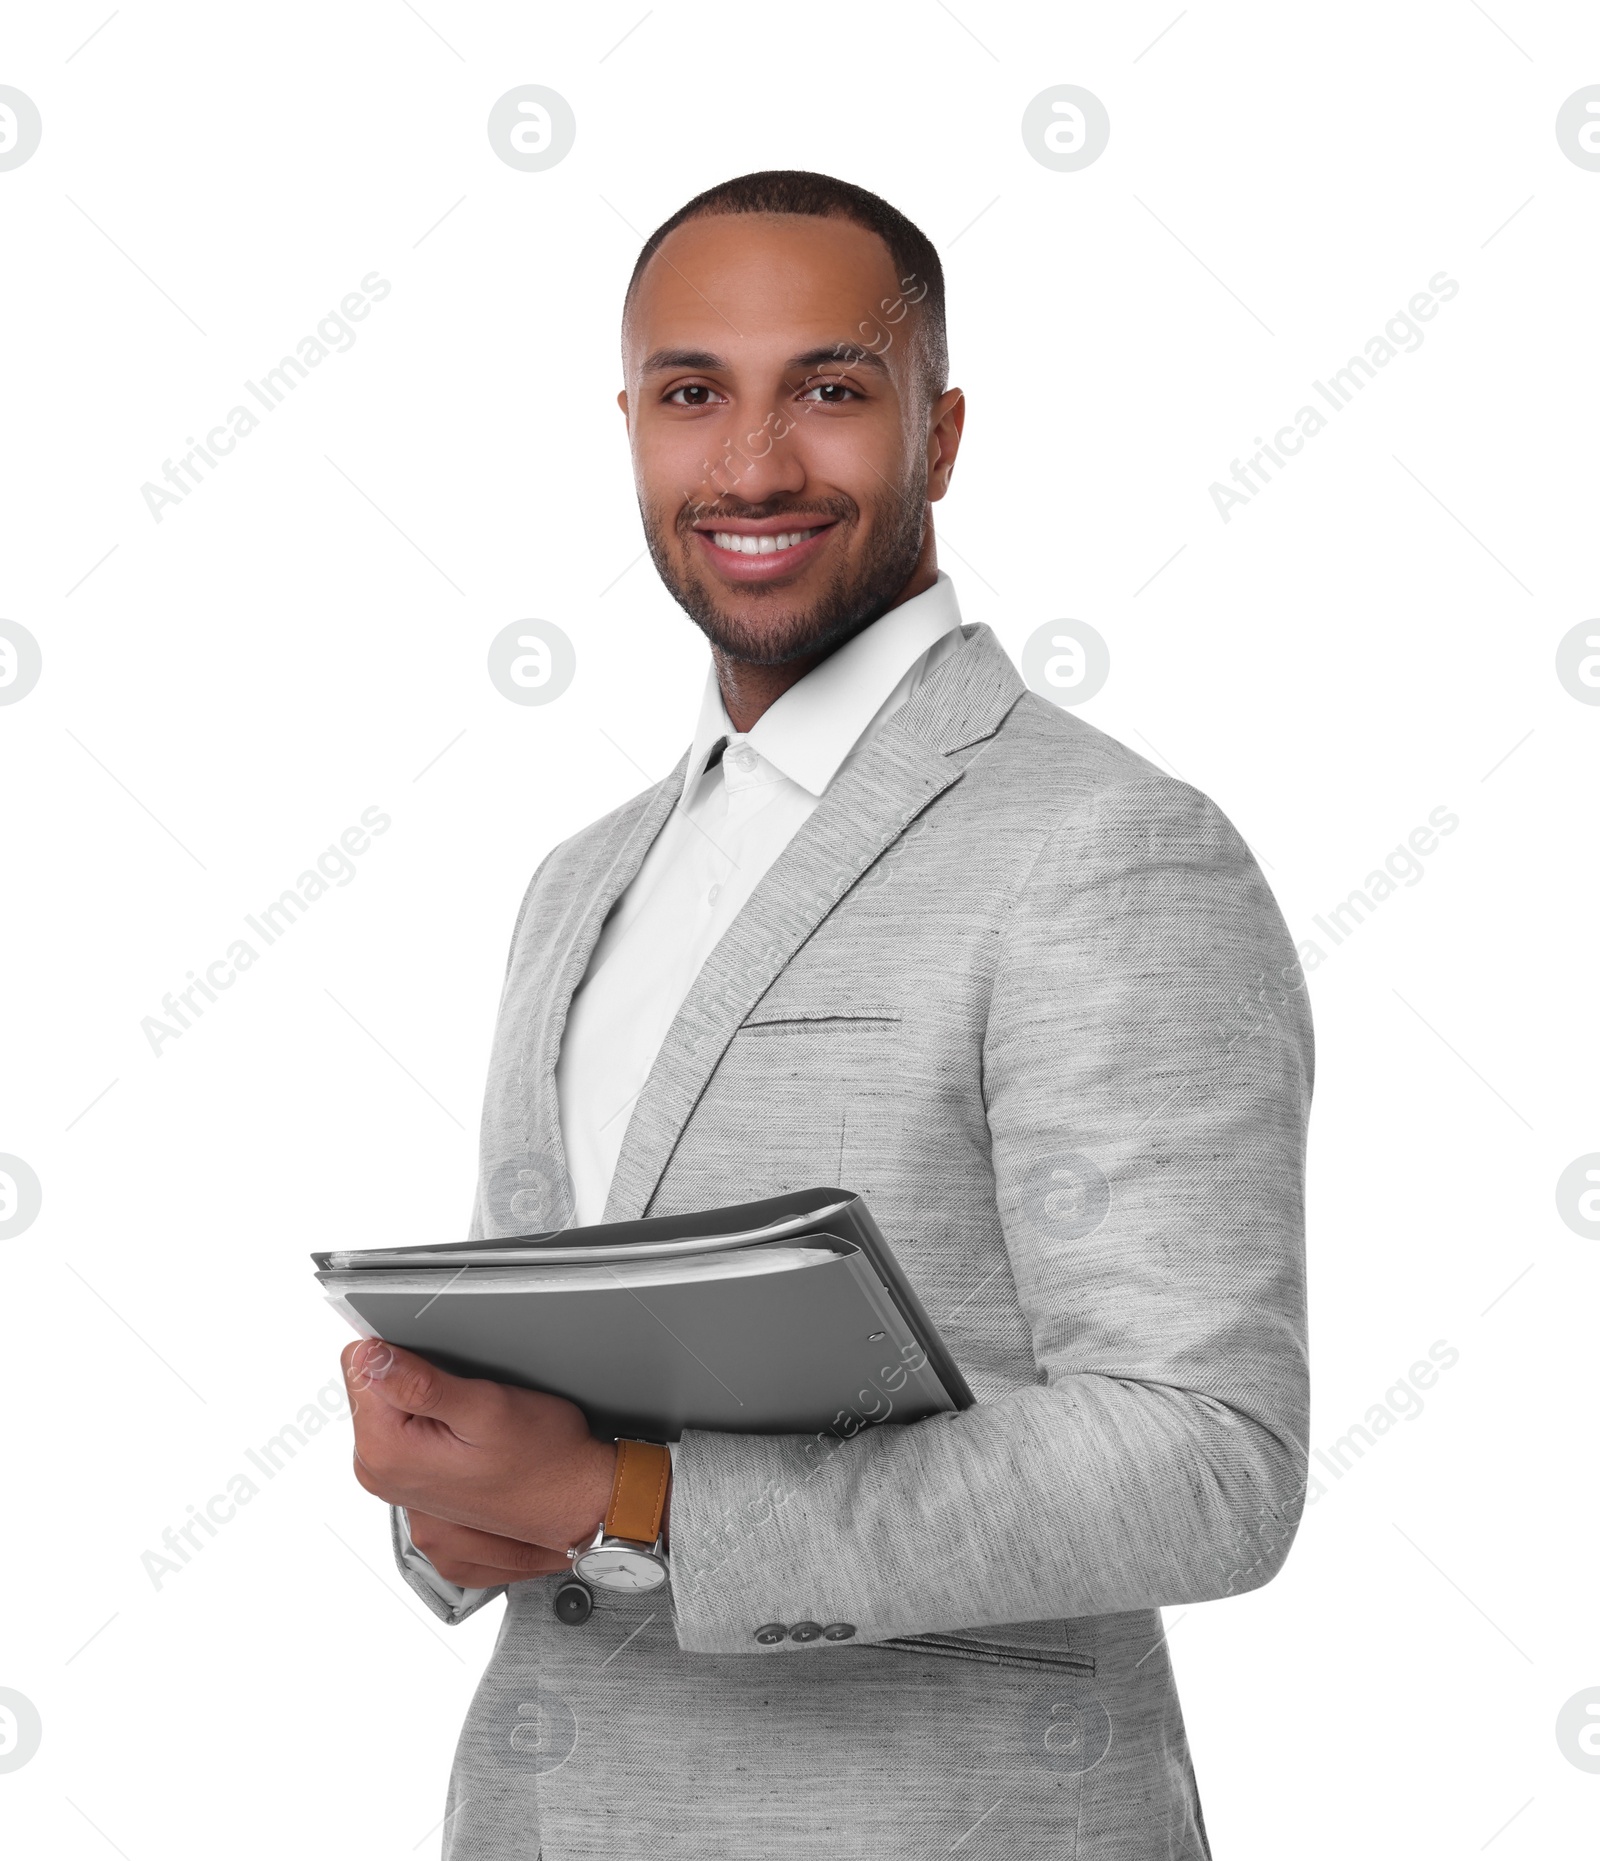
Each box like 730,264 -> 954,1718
623,168 -> 948,407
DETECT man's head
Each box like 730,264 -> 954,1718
618,171 -> 964,675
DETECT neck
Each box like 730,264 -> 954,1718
712,538 -> 938,736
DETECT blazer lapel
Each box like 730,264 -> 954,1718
519,760 -> 686,1231
601,623 -> 1026,1223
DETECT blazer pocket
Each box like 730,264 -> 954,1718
876,1631 -> 1096,1676
739,1007 -> 903,1035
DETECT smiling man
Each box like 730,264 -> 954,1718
342,170 -> 1313,1861
627,207 -> 959,714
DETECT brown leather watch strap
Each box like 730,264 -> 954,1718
603,1439 -> 670,1545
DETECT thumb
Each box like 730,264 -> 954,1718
346,1338 -> 472,1424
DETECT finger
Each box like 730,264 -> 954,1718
347,1338 -> 487,1430
342,1342 -> 411,1461
343,1335 -> 401,1396
428,1558 -> 557,1589
341,1336 -> 398,1409
406,1511 -> 572,1578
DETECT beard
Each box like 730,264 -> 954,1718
639,459 -> 930,669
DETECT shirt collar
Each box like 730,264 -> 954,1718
679,571 -> 964,809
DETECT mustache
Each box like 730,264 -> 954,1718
678,495 -> 855,531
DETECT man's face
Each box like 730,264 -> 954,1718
619,212 -> 960,667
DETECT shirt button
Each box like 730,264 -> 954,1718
733,747 -> 757,772
707,884 -> 721,905
754,1622 -> 787,1645
821,1622 -> 857,1641
788,1621 -> 823,1643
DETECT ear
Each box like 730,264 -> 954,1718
616,386 -> 630,431
927,387 -> 965,503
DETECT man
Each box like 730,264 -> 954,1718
341,170 -> 1313,1860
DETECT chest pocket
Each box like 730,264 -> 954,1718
738,1006 -> 903,1036
688,1005 -> 906,1198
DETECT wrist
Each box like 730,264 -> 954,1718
567,1438 -> 618,1550
569,1438 -> 673,1594
570,1438 -> 672,1554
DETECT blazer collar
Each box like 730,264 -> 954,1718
677,570 -> 966,807
532,621 -> 1026,1228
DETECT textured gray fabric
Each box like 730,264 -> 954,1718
393,622 -> 1312,1860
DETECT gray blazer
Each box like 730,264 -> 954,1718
394,621 -> 1313,1860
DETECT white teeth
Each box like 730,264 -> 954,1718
709,528 -> 821,555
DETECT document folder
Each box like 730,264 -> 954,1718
313,1186 -> 974,1443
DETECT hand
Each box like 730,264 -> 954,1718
340,1337 -> 620,1556
402,1511 -> 572,1588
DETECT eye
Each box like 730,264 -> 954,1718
798,378 -> 862,404
663,382 -> 724,407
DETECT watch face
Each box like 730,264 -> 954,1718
574,1544 -> 667,1592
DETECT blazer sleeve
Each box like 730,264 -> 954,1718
386,848 -> 559,1624
666,776 -> 1314,1655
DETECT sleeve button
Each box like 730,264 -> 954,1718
788,1621 -> 823,1642
821,1622 -> 857,1641
552,1580 -> 593,1626
754,1622 -> 787,1645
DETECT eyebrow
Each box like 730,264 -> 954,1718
641,347 -> 723,373
791,344 -> 892,377
640,343 -> 892,377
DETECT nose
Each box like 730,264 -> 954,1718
697,407 -> 807,508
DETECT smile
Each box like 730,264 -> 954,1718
690,520 -> 838,581
708,528 -> 826,555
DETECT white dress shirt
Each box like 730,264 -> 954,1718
556,570 -> 966,1227
396,571 -> 965,1611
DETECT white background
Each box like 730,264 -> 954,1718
2,2 -> 1597,1855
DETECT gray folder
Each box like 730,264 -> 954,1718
312,1187 -> 974,1443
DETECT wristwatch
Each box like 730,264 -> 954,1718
570,1438 -> 671,1593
